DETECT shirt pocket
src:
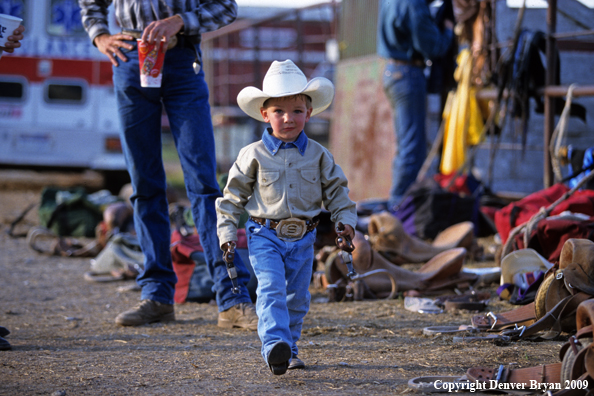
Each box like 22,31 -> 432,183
299,168 -> 321,204
258,169 -> 282,205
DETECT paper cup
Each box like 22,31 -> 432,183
137,39 -> 166,88
0,14 -> 22,48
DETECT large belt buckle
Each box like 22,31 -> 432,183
276,218 -> 307,242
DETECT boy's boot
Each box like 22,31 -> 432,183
267,341 -> 292,375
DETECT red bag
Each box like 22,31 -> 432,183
171,229 -> 248,304
495,184 -> 594,243
513,217 -> 594,263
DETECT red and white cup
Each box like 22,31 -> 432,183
0,13 -> 23,48
137,38 -> 166,88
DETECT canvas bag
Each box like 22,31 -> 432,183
85,233 -> 144,282
38,187 -> 104,238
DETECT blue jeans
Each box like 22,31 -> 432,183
112,41 -> 252,311
245,219 -> 315,362
382,63 -> 427,207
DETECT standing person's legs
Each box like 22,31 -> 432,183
383,63 -> 427,207
112,41 -> 176,326
162,45 -> 255,329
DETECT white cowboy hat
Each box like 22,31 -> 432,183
500,248 -> 553,286
237,59 -> 335,122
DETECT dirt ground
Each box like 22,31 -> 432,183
0,186 -> 566,396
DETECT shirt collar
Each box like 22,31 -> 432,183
262,128 -> 308,156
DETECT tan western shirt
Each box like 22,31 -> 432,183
216,134 -> 357,245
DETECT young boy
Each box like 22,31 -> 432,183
216,60 -> 357,375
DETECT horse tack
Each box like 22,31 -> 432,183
471,302 -> 536,331
472,239 -> 594,338
465,299 -> 594,394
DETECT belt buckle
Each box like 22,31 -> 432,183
276,218 -> 307,242
167,35 -> 177,50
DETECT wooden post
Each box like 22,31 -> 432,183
544,0 -> 557,187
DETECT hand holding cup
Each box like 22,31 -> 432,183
0,14 -> 24,53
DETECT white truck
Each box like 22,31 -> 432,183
0,0 -> 129,189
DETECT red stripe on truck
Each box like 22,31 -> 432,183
0,56 -> 114,86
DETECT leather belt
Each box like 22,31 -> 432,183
389,58 -> 425,68
471,301 -> 536,331
121,29 -> 199,50
466,363 -> 562,387
250,216 -> 319,233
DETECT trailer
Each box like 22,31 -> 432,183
0,0 -> 129,188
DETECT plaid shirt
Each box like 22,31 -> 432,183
79,0 -> 238,43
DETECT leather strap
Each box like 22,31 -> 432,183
436,291 -> 490,312
250,216 -> 319,233
122,28 -> 143,39
584,344 -> 594,378
466,363 -> 562,386
444,300 -> 487,311
388,58 -> 425,68
502,293 -> 592,340
559,327 -> 593,362
471,302 -> 536,331
121,28 -> 196,50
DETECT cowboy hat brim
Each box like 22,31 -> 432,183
500,248 -> 553,285
237,77 -> 334,122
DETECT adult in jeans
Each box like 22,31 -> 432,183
377,0 -> 454,208
80,0 -> 257,329
0,23 -> 25,350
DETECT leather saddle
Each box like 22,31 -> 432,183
367,211 -> 474,265
326,230 -> 477,298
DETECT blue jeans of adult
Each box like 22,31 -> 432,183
382,62 -> 427,207
245,219 -> 315,363
112,40 -> 252,311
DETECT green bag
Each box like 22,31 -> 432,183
38,187 -> 104,238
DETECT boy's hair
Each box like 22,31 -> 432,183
262,94 -> 312,110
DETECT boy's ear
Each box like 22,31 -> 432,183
260,108 -> 269,122
305,107 -> 313,122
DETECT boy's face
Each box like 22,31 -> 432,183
260,96 -> 312,143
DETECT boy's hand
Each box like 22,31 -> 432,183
221,241 -> 234,251
335,222 -> 357,279
336,224 -> 355,241
221,241 -> 237,263
335,222 -> 355,253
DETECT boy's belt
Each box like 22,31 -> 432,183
250,216 -> 319,242
250,216 -> 319,232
